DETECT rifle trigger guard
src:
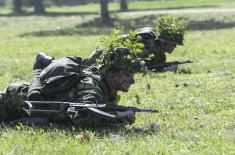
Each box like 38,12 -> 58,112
22,101 -> 33,116
67,107 -> 80,119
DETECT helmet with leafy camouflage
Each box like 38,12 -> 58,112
136,27 -> 157,40
100,47 -> 146,73
156,16 -> 187,45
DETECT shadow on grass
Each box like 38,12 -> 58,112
19,14 -> 235,37
188,19 -> 235,30
19,15 -> 157,37
19,17 -> 116,37
91,123 -> 160,137
20,26 -> 113,37
0,11 -> 98,17
123,5 -> 218,12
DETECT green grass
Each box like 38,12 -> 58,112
0,8 -> 234,155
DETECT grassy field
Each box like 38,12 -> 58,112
1,0 -> 235,14
0,3 -> 235,155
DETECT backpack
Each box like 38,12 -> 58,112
39,56 -> 85,96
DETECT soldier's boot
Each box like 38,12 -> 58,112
33,52 -> 54,70
0,92 -> 5,121
27,69 -> 45,101
0,91 -> 13,122
28,52 -> 53,101
0,92 -> 4,104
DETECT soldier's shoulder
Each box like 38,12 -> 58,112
81,65 -> 102,82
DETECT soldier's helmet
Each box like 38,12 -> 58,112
121,27 -> 157,41
136,27 -> 157,40
156,16 -> 187,45
157,29 -> 184,45
100,47 -> 146,73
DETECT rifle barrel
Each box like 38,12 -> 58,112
148,60 -> 193,70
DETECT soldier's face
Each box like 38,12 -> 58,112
160,42 -> 177,54
116,71 -> 135,92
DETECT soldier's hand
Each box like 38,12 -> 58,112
164,64 -> 178,72
116,110 -> 135,125
94,47 -> 103,57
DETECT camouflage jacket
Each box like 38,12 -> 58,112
38,56 -> 120,127
37,57 -> 118,105
51,66 -> 119,127
139,39 -> 166,67
50,65 -> 119,105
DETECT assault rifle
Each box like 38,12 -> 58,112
148,60 -> 193,71
23,101 -> 158,120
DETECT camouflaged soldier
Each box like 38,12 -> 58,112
136,17 -> 187,71
27,47 -> 103,102
0,47 -> 145,127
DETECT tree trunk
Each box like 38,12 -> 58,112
33,0 -> 45,14
120,0 -> 128,11
100,0 -> 110,25
13,0 -> 22,13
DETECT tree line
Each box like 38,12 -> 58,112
10,0 -> 128,24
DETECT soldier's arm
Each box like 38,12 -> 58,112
162,65 -> 178,72
83,48 -> 103,66
153,51 -> 166,64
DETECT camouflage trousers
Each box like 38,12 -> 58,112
0,83 -> 28,121
0,82 -> 122,127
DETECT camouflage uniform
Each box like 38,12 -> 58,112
0,83 -> 28,121
140,39 -> 166,66
53,66 -> 120,127
136,27 -> 166,67
136,25 -> 185,71
0,57 -> 121,127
